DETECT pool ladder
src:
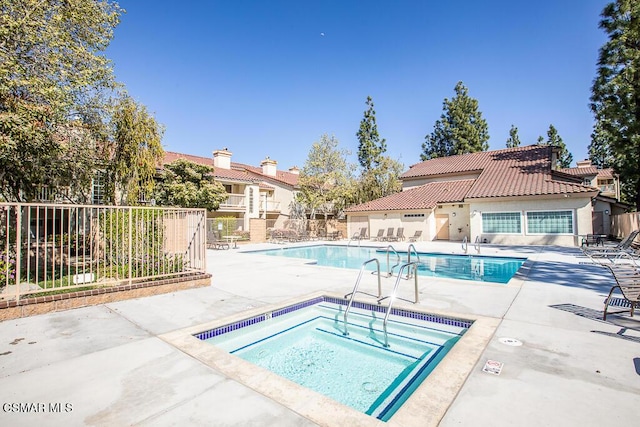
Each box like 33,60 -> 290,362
343,258 -> 382,337
343,257 -> 419,348
462,236 -> 481,254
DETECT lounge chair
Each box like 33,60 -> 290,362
351,227 -> 368,240
384,227 -> 396,242
602,264 -> 640,320
396,227 -> 405,241
207,230 -> 230,250
584,230 -> 638,256
408,230 -> 422,242
372,229 -> 385,241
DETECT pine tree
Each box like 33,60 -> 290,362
588,121 -> 615,168
506,125 -> 521,148
590,0 -> 640,208
356,96 -> 387,171
421,81 -> 489,160
544,124 -> 573,168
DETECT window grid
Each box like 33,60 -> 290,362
481,212 -> 521,234
526,211 -> 573,234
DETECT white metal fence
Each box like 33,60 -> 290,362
1,203 -> 207,302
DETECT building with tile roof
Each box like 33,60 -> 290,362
346,144 -> 625,246
162,149 -> 300,232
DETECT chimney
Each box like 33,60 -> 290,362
212,148 -> 232,169
576,159 -> 592,168
288,166 -> 300,175
261,156 -> 277,176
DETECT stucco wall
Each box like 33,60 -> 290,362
468,196 -> 593,246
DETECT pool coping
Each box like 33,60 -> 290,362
159,291 -> 500,427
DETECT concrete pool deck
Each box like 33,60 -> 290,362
0,241 -> 639,426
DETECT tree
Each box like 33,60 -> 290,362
355,95 -> 402,202
588,121 -> 615,168
543,124 -> 573,168
590,0 -> 640,208
506,125 -> 521,148
105,95 -> 164,205
155,159 -> 227,210
296,134 -> 356,219
421,81 -> 489,160
356,96 -> 387,171
0,0 -> 122,201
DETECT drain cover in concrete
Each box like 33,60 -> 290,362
499,337 -> 523,346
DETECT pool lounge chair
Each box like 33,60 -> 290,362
408,230 -> 422,242
384,227 -> 396,242
207,230 -> 230,250
372,229 -> 384,241
351,227 -> 368,240
396,227 -> 405,241
602,264 -> 640,320
584,230 -> 639,255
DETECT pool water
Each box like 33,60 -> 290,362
252,245 -> 525,284
197,297 -> 469,421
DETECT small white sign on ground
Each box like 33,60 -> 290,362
73,273 -> 96,285
482,359 -> 504,375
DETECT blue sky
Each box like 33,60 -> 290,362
107,0 -> 609,171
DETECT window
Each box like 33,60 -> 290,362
223,184 -> 232,193
481,212 -> 521,234
92,171 -> 105,205
403,213 -> 425,218
249,188 -> 254,213
526,211 -> 573,234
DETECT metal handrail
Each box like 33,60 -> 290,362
385,245 -> 401,277
462,236 -> 468,253
474,236 -> 481,254
407,244 -> 421,278
343,258 -> 382,336
380,262 -> 419,347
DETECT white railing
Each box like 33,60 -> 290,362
1,203 -> 207,302
220,193 -> 246,209
598,184 -> 616,194
260,199 -> 281,211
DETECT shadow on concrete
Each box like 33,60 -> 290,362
634,358 -> 640,376
550,303 -> 640,343
529,261 -> 614,292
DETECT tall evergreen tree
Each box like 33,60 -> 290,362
588,121 -> 615,168
105,95 -> 165,205
590,0 -> 640,208
506,125 -> 521,148
421,81 -> 489,160
543,124 -> 573,168
356,96 -> 387,171
355,95 -> 401,202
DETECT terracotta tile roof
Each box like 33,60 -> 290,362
346,180 -> 475,212
162,151 -> 256,183
238,163 -> 299,187
561,166 -> 616,179
401,145 -> 597,200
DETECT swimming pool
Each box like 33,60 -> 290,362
195,296 -> 470,422
251,245 -> 526,284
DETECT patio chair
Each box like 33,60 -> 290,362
396,227 -> 405,241
351,227 -> 368,240
602,264 -> 640,320
584,230 -> 638,256
372,229 -> 385,241
207,230 -> 230,250
408,230 -> 422,242
384,227 -> 396,242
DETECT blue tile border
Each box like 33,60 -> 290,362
194,295 -> 473,341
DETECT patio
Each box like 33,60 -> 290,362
0,241 -> 638,426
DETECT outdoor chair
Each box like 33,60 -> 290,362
207,230 -> 230,250
351,227 -> 368,240
384,227 -> 397,242
602,264 -> 640,320
396,227 -> 405,241
372,229 -> 385,241
584,230 -> 638,256
408,230 -> 422,242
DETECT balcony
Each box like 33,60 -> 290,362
260,198 -> 281,212
598,184 -> 617,197
219,193 -> 246,211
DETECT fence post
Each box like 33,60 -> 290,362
15,204 -> 22,302
128,207 -> 133,286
